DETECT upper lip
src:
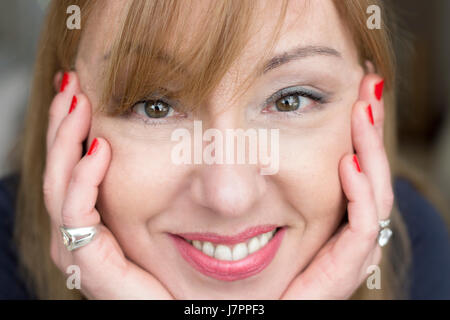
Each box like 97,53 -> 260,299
173,224 -> 280,245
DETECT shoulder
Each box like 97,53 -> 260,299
394,176 -> 450,299
0,173 -> 34,299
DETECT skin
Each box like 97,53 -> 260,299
44,0 -> 393,299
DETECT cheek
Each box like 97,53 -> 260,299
276,111 -> 352,233
95,135 -> 184,230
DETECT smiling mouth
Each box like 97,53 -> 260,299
179,227 -> 282,261
169,225 -> 286,281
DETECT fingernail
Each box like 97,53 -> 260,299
366,104 -> 374,125
353,155 -> 361,172
374,80 -> 384,101
60,72 -> 69,92
87,138 -> 99,156
68,95 -> 77,114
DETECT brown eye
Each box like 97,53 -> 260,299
144,100 -> 171,118
132,99 -> 173,119
275,95 -> 300,112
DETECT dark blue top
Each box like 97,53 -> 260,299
1,173 -> 450,299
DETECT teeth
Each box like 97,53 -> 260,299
215,245 -> 233,261
202,241 -> 215,257
258,234 -> 268,247
187,228 -> 278,261
247,237 -> 260,254
192,240 -> 202,250
232,243 -> 248,261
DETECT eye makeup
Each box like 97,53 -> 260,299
115,83 -> 332,126
263,86 -> 327,106
256,85 -> 331,120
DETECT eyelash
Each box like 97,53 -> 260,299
126,96 -> 183,126
127,87 -> 326,125
261,87 -> 326,119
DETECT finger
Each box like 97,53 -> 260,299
369,245 -> 382,267
59,140 -> 173,299
44,92 -> 92,224
50,223 -> 73,272
338,153 -> 379,255
61,137 -> 109,228
351,100 -> 394,219
358,73 -> 385,139
314,154 -> 379,296
53,223 -> 174,298
74,227 -> 174,299
360,244 -> 382,287
46,71 -> 81,153
52,217 -> 173,299
281,155 -> 379,299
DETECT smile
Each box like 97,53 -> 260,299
169,225 -> 286,281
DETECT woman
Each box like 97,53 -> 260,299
1,0 -> 449,299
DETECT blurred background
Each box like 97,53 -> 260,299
0,0 -> 449,211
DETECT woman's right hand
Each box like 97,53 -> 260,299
43,71 -> 174,299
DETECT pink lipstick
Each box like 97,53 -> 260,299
169,225 -> 286,281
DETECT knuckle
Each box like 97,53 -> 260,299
48,107 -> 58,128
73,232 -> 115,275
53,121 -> 72,147
93,231 -> 127,272
372,133 -> 385,153
61,210 -> 76,227
365,225 -> 379,242
374,104 -> 385,124
70,164 -> 85,187
92,233 -> 113,264
48,94 -> 64,120
375,112 -> 384,128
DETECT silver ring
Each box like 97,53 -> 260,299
377,218 -> 392,247
60,225 -> 97,251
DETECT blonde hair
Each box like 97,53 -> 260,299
14,0 -> 424,299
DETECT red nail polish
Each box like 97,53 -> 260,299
366,104 -> 374,125
60,72 -> 69,92
69,95 -> 77,114
353,155 -> 361,172
87,138 -> 99,156
374,80 -> 384,101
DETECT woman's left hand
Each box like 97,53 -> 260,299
280,74 -> 393,299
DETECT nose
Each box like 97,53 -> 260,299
190,161 -> 267,218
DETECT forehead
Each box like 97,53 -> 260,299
77,0 -> 357,70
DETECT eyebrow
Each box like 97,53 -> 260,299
261,45 -> 342,74
102,45 -> 341,76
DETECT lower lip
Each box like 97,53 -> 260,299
169,227 -> 286,281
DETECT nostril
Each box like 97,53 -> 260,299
189,162 -> 269,217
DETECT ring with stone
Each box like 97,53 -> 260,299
377,218 -> 392,247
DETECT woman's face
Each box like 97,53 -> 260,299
75,0 -> 364,299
